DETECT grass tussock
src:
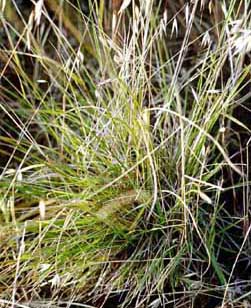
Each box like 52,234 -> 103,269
0,0 -> 251,307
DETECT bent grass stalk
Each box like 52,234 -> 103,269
0,0 -> 250,307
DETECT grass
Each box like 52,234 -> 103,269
0,0 -> 251,307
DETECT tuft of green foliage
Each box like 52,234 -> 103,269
0,0 -> 251,307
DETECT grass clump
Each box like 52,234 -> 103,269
0,0 -> 251,307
